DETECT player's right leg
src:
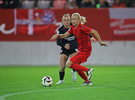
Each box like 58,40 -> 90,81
66,51 -> 94,85
87,68 -> 94,80
81,80 -> 92,85
56,54 -> 68,84
70,52 -> 77,82
71,69 -> 77,82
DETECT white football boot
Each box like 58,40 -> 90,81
71,70 -> 77,82
81,80 -> 92,85
87,68 -> 94,80
56,80 -> 63,84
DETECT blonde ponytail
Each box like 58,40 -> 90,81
81,16 -> 87,25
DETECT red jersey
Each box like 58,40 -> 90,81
68,23 -> 92,53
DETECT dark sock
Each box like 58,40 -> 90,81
59,71 -> 65,80
72,69 -> 76,72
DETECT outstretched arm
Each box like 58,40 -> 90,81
90,29 -> 107,46
50,32 -> 70,41
89,34 -> 96,42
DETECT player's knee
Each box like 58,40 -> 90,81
66,61 -> 72,68
60,66 -> 65,71
66,63 -> 70,68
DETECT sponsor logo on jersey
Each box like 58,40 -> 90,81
65,36 -> 75,41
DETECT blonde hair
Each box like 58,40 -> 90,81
81,16 -> 87,24
62,14 -> 70,21
71,13 -> 87,24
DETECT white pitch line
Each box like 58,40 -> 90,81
0,86 -> 106,100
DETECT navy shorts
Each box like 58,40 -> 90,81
60,48 -> 78,57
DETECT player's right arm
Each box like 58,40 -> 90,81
50,32 -> 70,41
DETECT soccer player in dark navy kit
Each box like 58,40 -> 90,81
56,14 -> 96,84
56,14 -> 78,84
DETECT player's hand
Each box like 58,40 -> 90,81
100,42 -> 108,47
50,34 -> 58,41
65,44 -> 70,50
90,37 -> 96,42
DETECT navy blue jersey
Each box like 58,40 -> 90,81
56,25 -> 78,49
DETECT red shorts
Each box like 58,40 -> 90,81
70,51 -> 91,64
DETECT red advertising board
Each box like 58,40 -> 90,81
110,19 -> 135,37
0,8 -> 135,41
109,8 -> 135,40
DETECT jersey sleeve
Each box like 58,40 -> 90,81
56,38 -> 66,48
89,34 -> 92,38
67,26 -> 73,34
57,26 -> 62,34
56,26 -> 66,48
81,25 -> 92,35
57,26 -> 65,40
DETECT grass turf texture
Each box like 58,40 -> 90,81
0,65 -> 135,100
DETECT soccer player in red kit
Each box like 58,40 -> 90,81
51,13 -> 107,85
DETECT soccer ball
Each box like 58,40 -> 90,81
41,76 -> 53,87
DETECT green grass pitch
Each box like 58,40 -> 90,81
0,65 -> 135,100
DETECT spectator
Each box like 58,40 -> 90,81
53,0 -> 66,9
50,0 -> 54,8
37,0 -> 51,9
1,0 -> 19,9
0,0 -> 3,8
81,0 -> 95,8
21,0 -> 35,9
134,0 -> 135,7
106,0 -> 114,6
94,0 -> 99,4
75,0 -> 82,8
65,0 -> 78,9
121,0 -> 133,7
112,0 -> 126,8
17,0 -> 22,8
96,0 -> 110,8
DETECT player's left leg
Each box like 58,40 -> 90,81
56,54 -> 68,84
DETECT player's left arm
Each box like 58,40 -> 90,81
90,29 -> 107,46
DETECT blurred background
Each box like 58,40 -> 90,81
0,0 -> 134,9
0,0 -> 135,66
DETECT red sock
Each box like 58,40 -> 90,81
77,71 -> 87,81
69,63 -> 88,72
